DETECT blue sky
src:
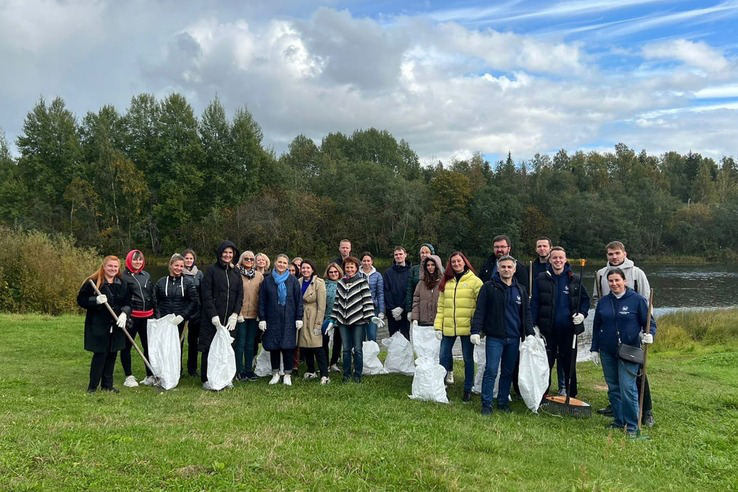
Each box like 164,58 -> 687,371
1,0 -> 736,163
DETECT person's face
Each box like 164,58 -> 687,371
289,264 -> 297,275
170,260 -> 184,277
241,254 -> 255,269
419,246 -> 431,261
493,240 -> 510,258
104,260 -> 119,280
275,257 -> 288,273
607,248 -> 626,266
450,255 -> 465,273
327,267 -> 341,281
300,263 -> 314,279
344,262 -> 358,276
131,256 -> 144,271
535,241 -> 551,259
221,247 -> 234,264
393,249 -> 406,264
339,241 -> 351,257
608,273 -> 626,294
425,260 -> 436,274
498,260 -> 516,280
256,255 -> 266,269
184,253 -> 195,268
361,255 -> 373,270
550,250 -> 567,272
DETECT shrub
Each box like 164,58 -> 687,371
0,227 -> 100,314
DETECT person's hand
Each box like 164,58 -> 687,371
470,334 -> 481,345
296,320 -> 303,330
378,312 -> 385,321
435,331 -> 443,341
572,313 -> 585,325
411,320 -> 418,330
325,322 -> 334,337
116,312 -> 127,328
591,351 -> 600,365
313,327 -> 320,336
641,333 -> 653,344
371,316 -> 385,330
226,313 -> 238,331
259,321 -> 267,332
237,315 -> 245,323
407,312 -> 413,322
172,315 -> 184,326
211,316 -> 221,328
95,294 -> 107,305
391,307 -> 403,320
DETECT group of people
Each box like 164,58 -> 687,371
77,236 -> 655,436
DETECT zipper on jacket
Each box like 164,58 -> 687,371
132,272 -> 146,312
224,265 -> 230,322
453,277 -> 459,336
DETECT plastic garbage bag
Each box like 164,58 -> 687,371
412,324 -> 440,361
382,332 -> 415,375
409,356 -> 449,403
146,315 -> 181,390
518,333 -> 550,413
472,341 -> 502,397
254,347 -> 282,377
363,341 -> 386,375
206,324 -> 236,390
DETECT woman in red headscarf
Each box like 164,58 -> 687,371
120,249 -> 155,387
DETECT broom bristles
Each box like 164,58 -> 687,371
541,395 -> 592,418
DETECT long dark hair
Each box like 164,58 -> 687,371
438,252 -> 476,292
422,256 -> 441,290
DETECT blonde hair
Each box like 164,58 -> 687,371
255,252 -> 270,271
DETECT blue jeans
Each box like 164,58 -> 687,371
439,335 -> 474,392
482,336 -> 519,409
600,351 -> 640,432
339,323 -> 366,378
233,319 -> 257,376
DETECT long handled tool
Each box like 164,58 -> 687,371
541,259 -> 592,418
88,279 -> 161,386
638,289 -> 655,431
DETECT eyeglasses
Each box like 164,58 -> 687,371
244,258 -> 255,262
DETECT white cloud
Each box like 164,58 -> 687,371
643,38 -> 729,72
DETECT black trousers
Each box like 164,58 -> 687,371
200,348 -> 209,383
387,316 -> 409,340
89,348 -> 118,390
303,346 -> 328,377
186,319 -> 201,374
545,328 -> 578,398
271,349 -> 295,373
120,316 -> 152,377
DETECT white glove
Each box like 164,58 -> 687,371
259,321 -> 267,332
226,313 -> 238,331
470,334 -> 481,345
641,333 -> 653,344
391,307 -> 403,320
407,312 -> 413,322
325,322 -> 334,337
591,351 -> 600,365
572,313 -> 585,325
296,320 -> 303,330
116,312 -> 127,328
313,327 -> 320,336
211,316 -> 221,328
378,312 -> 385,321
172,315 -> 184,326
237,315 -> 245,323
411,320 -> 418,329
371,316 -> 385,330
435,331 -> 443,341
95,294 -> 107,305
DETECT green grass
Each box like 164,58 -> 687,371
654,308 -> 738,353
1,314 -> 737,491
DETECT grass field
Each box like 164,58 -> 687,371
1,314 -> 737,491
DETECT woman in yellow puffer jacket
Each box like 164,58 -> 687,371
434,251 -> 483,402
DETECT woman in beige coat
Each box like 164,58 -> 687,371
235,250 -> 264,381
298,260 -> 329,384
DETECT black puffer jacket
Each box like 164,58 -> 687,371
199,240 -> 244,350
154,275 -> 200,320
121,269 -> 154,315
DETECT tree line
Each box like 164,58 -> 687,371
1,93 -> 737,261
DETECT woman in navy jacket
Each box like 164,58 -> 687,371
591,268 -> 655,436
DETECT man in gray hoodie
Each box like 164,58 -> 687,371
592,240 -> 654,427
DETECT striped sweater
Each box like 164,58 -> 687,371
331,275 -> 375,326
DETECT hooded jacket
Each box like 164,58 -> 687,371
404,243 -> 436,311
121,250 -> 154,318
471,276 -> 534,339
411,255 -> 443,325
154,274 -> 200,321
199,240 -> 244,350
592,287 -> 656,354
593,258 -> 650,301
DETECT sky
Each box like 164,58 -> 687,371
1,0 -> 737,164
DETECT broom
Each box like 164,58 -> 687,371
541,259 -> 592,418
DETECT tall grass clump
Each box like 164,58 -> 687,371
0,227 -> 100,314
654,308 -> 738,351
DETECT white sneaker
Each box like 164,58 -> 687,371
225,382 -> 234,389
445,371 -> 454,385
283,374 -> 292,386
269,373 -> 281,385
140,376 -> 155,386
124,375 -> 139,388
202,381 -> 213,390
320,376 -> 330,385
303,372 -> 317,380
330,364 -> 341,373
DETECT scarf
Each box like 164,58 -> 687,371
239,265 -> 256,279
183,264 -> 199,277
272,269 -> 289,306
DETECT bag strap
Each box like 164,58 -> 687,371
610,297 -> 622,345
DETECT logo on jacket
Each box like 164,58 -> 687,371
620,306 -> 629,314
516,295 -> 521,305
563,286 -> 569,295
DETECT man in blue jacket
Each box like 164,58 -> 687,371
531,247 -> 590,398
384,246 -> 411,339
471,255 -> 534,415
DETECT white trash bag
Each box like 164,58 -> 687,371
518,333 -> 550,413
363,341 -> 386,375
409,356 -> 449,403
472,341 -> 502,397
254,347 -> 283,377
382,332 -> 415,375
206,324 -> 236,391
146,315 -> 181,390
412,324 -> 440,361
